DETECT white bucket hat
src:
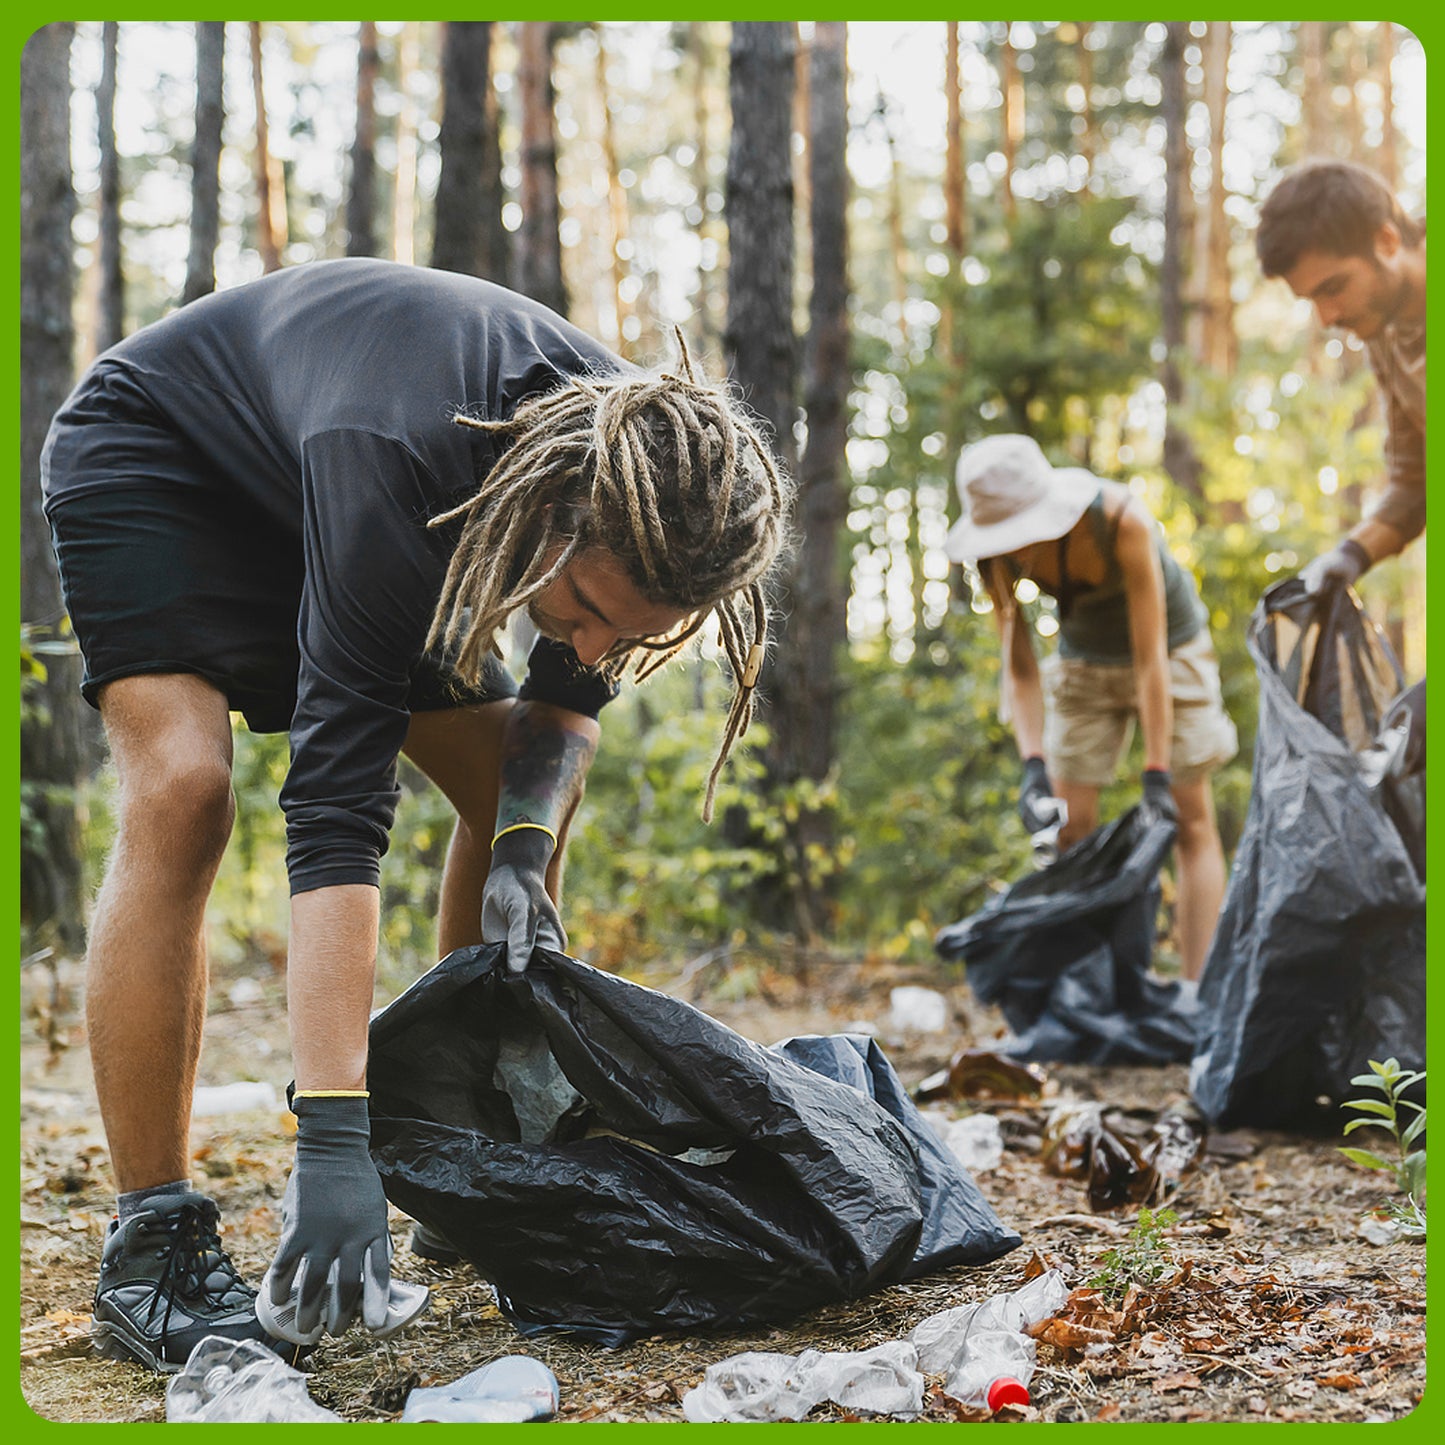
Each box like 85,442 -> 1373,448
943,434 -> 1099,563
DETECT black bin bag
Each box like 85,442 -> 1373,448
365,945 -> 1020,1345
933,807 -> 1196,1065
1189,581 -> 1426,1130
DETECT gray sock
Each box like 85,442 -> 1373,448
117,1179 -> 193,1223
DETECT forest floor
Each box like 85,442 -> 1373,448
19,941 -> 1427,1426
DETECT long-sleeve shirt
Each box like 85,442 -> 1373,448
1365,309 -> 1427,545
42,258 -> 631,894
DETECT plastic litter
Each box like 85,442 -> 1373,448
366,948 -> 1020,1344
682,1340 -> 924,1422
1041,1101 -> 1206,1212
935,806 -> 1195,1066
1029,795 -> 1069,868
922,1110 -> 1004,1173
190,1081 -> 278,1117
916,1048 -> 1049,1105
165,1335 -> 340,1423
255,1266 -> 429,1347
909,1270 -> 1068,1411
887,986 -> 950,1034
1191,583 -> 1425,1129
401,1355 -> 559,1423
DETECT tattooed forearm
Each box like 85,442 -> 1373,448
495,700 -> 601,834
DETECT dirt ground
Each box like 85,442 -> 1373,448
19,943 -> 1427,1425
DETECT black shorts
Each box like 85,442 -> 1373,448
46,486 -> 518,734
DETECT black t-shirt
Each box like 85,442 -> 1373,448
42,258 -> 633,894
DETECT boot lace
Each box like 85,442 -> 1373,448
141,1200 -> 248,1337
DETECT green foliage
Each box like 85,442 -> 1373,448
1087,1206 -> 1180,1301
1338,1058 -> 1427,1238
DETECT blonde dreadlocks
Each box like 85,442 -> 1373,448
426,337 -> 793,822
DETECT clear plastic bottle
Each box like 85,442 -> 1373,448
165,1335 -> 341,1423
908,1270 -> 1068,1412
400,1355 -> 560,1423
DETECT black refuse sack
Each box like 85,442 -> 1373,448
934,807 -> 1196,1065
1190,582 -> 1426,1130
366,945 -> 1020,1345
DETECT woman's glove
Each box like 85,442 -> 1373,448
1140,768 -> 1179,827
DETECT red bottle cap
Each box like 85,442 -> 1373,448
986,1377 -> 1030,1411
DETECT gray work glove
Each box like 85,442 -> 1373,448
1140,768 -> 1179,828
1299,538 -> 1369,596
259,1094 -> 391,1345
1017,756 -> 1060,836
482,826 -> 566,973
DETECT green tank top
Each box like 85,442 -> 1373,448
1008,491 -> 1207,664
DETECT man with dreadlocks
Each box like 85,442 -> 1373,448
41,258 -> 790,1370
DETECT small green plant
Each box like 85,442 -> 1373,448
1087,1206 -> 1179,1300
1338,1058 -> 1426,1238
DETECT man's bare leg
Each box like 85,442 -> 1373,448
402,700 -> 585,958
86,674 -> 235,1192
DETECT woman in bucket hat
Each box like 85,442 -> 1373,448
946,434 -> 1237,981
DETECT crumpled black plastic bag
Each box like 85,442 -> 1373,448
934,807 -> 1196,1065
365,945 -> 1020,1345
1190,582 -> 1425,1130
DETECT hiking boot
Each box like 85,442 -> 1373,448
91,1191 -> 282,1373
409,1219 -> 461,1264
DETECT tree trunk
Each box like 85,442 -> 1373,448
593,25 -> 633,353
21,22 -> 88,955
999,27 -> 1022,221
1160,21 -> 1204,506
1300,22 -> 1331,156
346,21 -> 379,258
181,21 -> 225,306
1376,23 -> 1398,187
1199,21 -> 1236,375
249,22 -> 286,273
944,24 -> 966,258
725,22 -> 797,474
877,92 -> 910,314
516,21 -> 567,316
433,22 -> 506,281
1077,22 -> 1096,187
686,22 -> 721,353
94,20 -> 124,354
780,19 -> 851,931
392,21 -> 420,266
724,21 -> 801,926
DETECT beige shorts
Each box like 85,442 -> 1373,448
1042,629 -> 1239,788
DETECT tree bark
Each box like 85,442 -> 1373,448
392,21 -> 420,266
724,21 -> 802,925
1199,21 -> 1236,375
516,21 -> 567,316
782,19 -> 851,930
181,21 -> 225,306
433,22 -> 507,281
999,26 -> 1022,221
944,25 -> 967,255
21,22 -> 88,954
94,21 -> 124,354
593,25 -> 633,353
249,22 -> 286,273
346,21 -> 379,258
1160,21 -> 1204,505
725,22 -> 797,474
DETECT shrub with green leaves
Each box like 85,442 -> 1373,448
1338,1058 -> 1426,1238
1087,1206 -> 1179,1301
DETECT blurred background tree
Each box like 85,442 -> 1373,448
17,19 -> 1427,994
